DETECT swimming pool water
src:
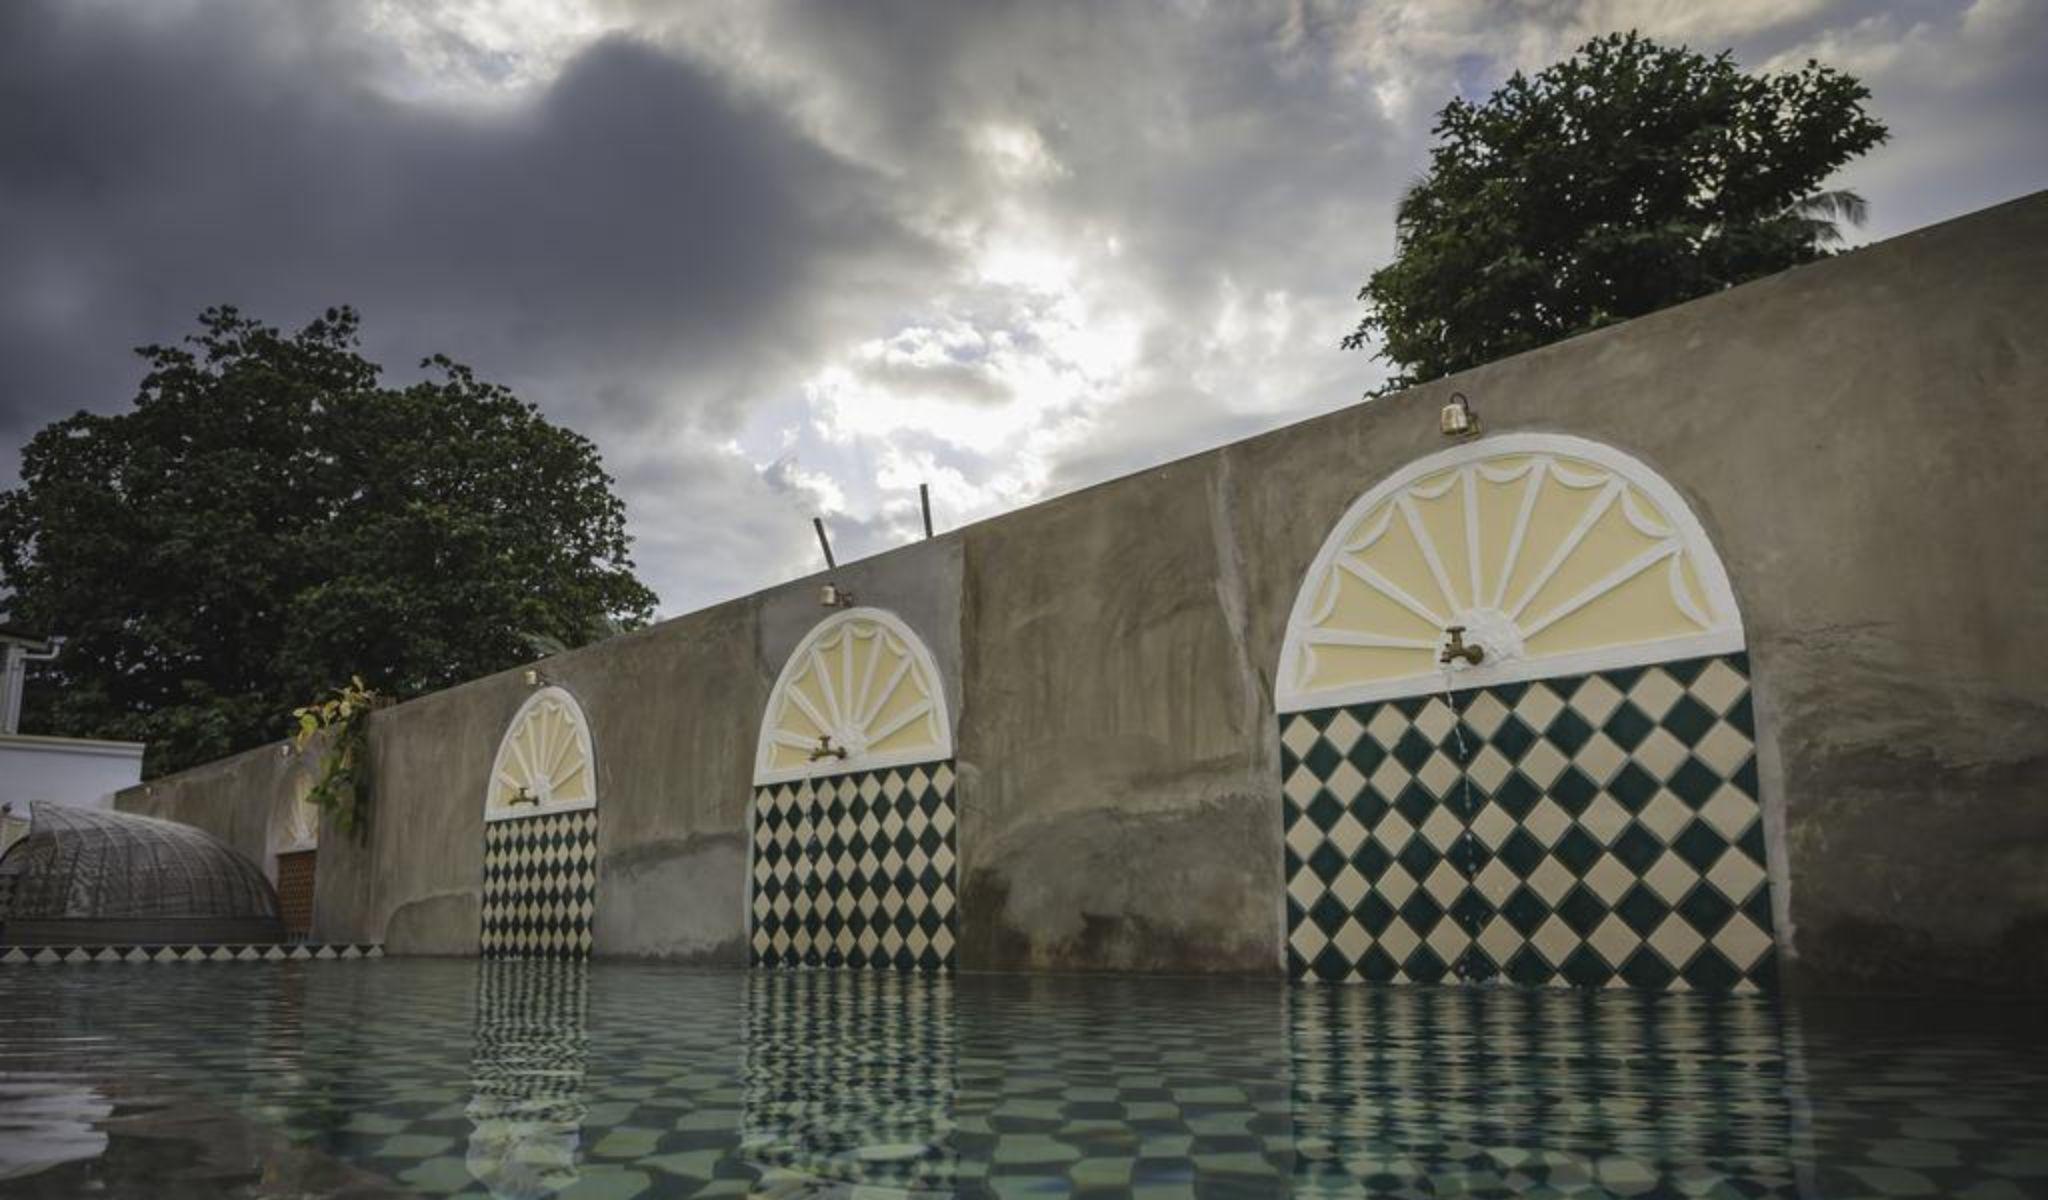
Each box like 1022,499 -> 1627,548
0,961 -> 2042,1197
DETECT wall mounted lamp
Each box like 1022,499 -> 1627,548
820,583 -> 855,609
522,668 -> 552,688
1439,391 -> 1480,439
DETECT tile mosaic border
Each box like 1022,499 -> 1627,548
0,942 -> 383,965
481,807 -> 598,960
1282,653 -> 1776,992
750,760 -> 959,973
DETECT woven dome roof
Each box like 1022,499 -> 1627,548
0,802 -> 279,923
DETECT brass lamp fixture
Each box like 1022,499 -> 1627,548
1439,391 -> 1480,439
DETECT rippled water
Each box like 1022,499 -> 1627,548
0,961 -> 2042,1198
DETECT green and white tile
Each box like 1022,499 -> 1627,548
482,809 -> 599,960
1283,654 -> 1777,992
751,761 -> 959,974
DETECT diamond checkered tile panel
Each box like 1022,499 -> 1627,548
1282,654 -> 1776,992
751,761 -> 958,973
481,809 -> 598,960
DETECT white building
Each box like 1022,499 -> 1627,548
0,625 -> 144,825
0,734 -> 144,813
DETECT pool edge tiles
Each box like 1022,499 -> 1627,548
0,942 -> 383,964
751,760 -> 959,973
1281,653 -> 1776,992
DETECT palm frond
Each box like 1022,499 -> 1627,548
1784,189 -> 1869,245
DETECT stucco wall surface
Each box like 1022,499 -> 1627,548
118,192 -> 2048,991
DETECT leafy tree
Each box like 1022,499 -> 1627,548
0,306 -> 657,776
1346,32 -> 1889,390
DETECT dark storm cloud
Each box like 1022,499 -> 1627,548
3,0 -> 2044,615
726,0 -> 1412,299
0,0 -> 930,465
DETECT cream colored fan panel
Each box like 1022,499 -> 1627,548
486,686 -> 597,820
755,608 -> 952,784
282,773 -> 320,850
1278,434 -> 1742,712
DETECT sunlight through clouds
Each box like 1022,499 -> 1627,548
3,0 -> 2042,615
361,0 -> 630,99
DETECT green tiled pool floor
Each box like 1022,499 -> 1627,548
0,961 -> 2042,1197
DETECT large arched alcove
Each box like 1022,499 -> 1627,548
480,685 -> 598,960
267,767 -> 320,941
1277,434 -> 1776,991
749,608 -> 958,973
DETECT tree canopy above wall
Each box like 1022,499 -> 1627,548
0,306 -> 657,777
1346,32 -> 1889,391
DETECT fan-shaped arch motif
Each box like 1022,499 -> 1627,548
486,686 -> 596,821
754,609 -> 952,784
1278,434 -> 1742,712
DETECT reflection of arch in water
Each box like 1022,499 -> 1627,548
1287,987 -> 1801,1196
740,970 -> 957,1193
466,961 -> 590,1200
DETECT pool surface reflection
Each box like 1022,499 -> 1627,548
0,961 -> 2042,1197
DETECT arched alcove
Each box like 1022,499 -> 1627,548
753,608 -> 953,785
268,768 -> 320,941
1276,434 -> 1775,992
750,609 -> 958,973
271,771 -> 320,854
486,686 -> 597,822
1278,434 -> 1744,713
480,685 -> 598,960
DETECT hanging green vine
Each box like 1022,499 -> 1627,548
291,676 -> 384,840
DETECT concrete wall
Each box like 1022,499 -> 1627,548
118,192 -> 2048,991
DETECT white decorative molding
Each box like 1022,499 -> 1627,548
484,685 -> 597,822
1277,433 -> 1744,714
753,608 -> 953,785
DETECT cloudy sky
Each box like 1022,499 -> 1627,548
3,0 -> 2042,616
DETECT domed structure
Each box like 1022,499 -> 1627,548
0,802 -> 282,946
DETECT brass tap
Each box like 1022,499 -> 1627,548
1440,626 -> 1485,666
809,734 -> 849,762
510,785 -> 539,807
